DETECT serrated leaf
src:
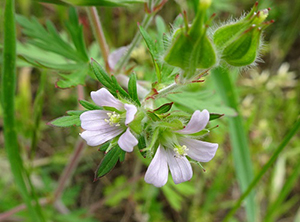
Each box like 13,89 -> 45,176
128,73 -> 141,106
79,100 -> 101,110
16,9 -> 90,88
49,115 -> 81,127
95,145 -> 125,179
153,102 -> 173,114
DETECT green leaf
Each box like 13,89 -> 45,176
79,100 -> 101,110
16,8 -> 90,88
56,67 -> 88,88
128,73 -> 140,106
37,0 -> 145,6
2,0 -> 45,221
49,114 -> 81,127
111,75 -> 130,99
90,59 -> 116,96
153,102 -> 173,114
139,25 -> 157,60
95,145 -> 125,180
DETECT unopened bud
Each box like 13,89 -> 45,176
213,2 -> 272,67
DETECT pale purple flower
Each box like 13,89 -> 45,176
144,109 -> 218,187
80,88 -> 138,152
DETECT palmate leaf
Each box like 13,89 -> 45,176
16,8 -> 90,88
36,0 -> 145,6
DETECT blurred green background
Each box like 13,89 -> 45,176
0,0 -> 299,221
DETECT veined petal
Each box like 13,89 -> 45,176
175,110 -> 210,134
118,128 -> 138,152
144,146 -> 169,187
80,110 -> 111,130
80,127 -> 123,146
179,137 -> 218,162
165,148 -> 193,184
91,88 -> 124,110
124,104 -> 137,125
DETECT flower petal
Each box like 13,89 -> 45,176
108,46 -> 128,69
118,128 -> 138,152
80,110 -> 111,130
165,149 -> 193,184
124,104 -> 137,125
91,88 -> 124,110
80,127 -> 123,146
179,137 -> 218,162
144,146 -> 169,187
175,109 -> 210,134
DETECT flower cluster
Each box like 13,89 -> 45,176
80,88 -> 218,187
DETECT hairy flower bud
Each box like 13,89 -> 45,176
213,2 -> 273,67
164,0 -> 216,73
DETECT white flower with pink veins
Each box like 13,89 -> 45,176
80,88 -> 138,152
144,109 -> 218,187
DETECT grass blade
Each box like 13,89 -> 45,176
265,160 -> 300,222
1,0 -> 44,221
211,66 -> 256,222
223,117 -> 300,221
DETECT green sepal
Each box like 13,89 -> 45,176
209,113 -> 224,121
94,145 -> 125,180
222,28 -> 261,67
157,119 -> 184,130
153,102 -> 173,114
79,100 -> 102,110
128,110 -> 145,134
213,21 -> 249,49
147,111 -> 161,121
164,3 -> 216,71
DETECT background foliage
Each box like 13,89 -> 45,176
0,0 -> 299,221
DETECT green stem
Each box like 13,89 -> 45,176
86,7 -> 110,73
1,0 -> 44,221
223,117 -> 300,222
115,13 -> 153,73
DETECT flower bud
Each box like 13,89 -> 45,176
213,2 -> 272,67
164,0 -> 216,72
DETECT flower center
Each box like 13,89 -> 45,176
174,145 -> 188,158
105,112 -> 121,126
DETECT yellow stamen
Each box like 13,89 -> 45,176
104,112 -> 121,127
